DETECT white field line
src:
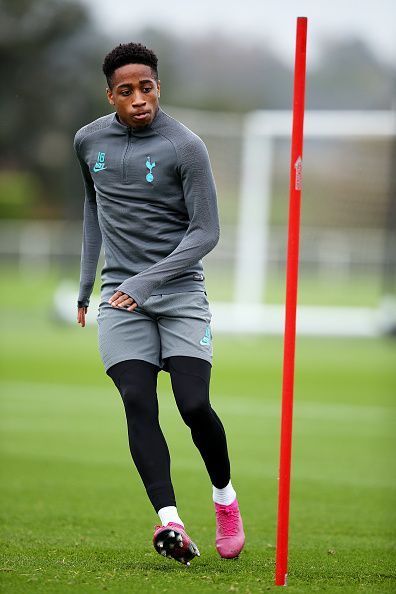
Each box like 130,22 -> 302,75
1,381 -> 395,489
0,380 -> 394,423
1,444 -> 394,490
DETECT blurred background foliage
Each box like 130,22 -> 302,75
0,0 -> 395,222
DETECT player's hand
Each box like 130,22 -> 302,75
108,291 -> 138,311
77,306 -> 88,327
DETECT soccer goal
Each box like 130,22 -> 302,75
165,106 -> 396,337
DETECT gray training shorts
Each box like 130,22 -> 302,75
96,290 -> 213,373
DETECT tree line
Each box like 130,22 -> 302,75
0,0 -> 394,220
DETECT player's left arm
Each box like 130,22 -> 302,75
110,136 -> 220,308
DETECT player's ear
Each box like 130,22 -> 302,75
106,87 -> 115,105
157,80 -> 161,98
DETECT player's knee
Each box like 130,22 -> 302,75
119,381 -> 146,413
180,399 -> 210,427
179,390 -> 210,424
107,359 -> 158,415
174,376 -> 211,426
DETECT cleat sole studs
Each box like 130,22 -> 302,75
154,528 -> 199,565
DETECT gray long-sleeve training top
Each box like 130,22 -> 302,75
74,106 -> 220,308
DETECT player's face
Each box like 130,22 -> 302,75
106,63 -> 160,128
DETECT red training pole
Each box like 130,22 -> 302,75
275,16 -> 308,587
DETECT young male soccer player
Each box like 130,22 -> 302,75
75,42 -> 244,565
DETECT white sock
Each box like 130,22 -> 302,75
158,506 -> 184,527
212,480 -> 237,506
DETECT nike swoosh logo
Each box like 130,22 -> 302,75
93,164 -> 106,173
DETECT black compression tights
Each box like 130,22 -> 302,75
106,356 -> 231,512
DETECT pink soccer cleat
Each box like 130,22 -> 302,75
153,522 -> 200,566
214,498 -> 245,558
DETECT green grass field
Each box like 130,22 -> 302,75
1,271 -> 395,593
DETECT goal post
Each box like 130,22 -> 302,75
235,109 -> 396,307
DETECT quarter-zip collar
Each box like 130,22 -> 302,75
111,105 -> 165,136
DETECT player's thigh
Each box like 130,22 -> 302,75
156,291 -> 213,370
96,300 -> 161,372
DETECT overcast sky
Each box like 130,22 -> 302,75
82,0 -> 396,67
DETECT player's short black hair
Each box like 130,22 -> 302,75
102,42 -> 159,88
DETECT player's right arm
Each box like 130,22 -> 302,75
74,130 -> 103,327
